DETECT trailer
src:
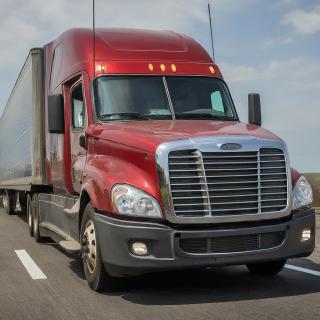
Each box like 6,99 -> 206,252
0,49 -> 46,213
0,29 -> 315,292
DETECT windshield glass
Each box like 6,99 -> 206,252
93,76 -> 238,121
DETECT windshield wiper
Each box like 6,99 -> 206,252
175,113 -> 236,121
99,112 -> 150,121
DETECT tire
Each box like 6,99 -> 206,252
80,202 -> 120,292
2,190 -> 16,215
31,194 -> 43,243
19,192 -> 28,214
27,194 -> 34,237
247,260 -> 287,276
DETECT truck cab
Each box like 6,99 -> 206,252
1,28 -> 315,292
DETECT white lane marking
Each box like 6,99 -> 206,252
285,264 -> 320,277
15,250 -> 47,280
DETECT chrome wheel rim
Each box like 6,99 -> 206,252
82,220 -> 97,274
28,206 -> 32,229
3,193 -> 8,209
33,210 -> 38,235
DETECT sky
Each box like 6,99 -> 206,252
0,0 -> 319,172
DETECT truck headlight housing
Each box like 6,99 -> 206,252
292,176 -> 313,210
111,185 -> 162,218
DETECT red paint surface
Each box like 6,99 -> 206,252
46,28 -> 219,92
89,120 -> 281,154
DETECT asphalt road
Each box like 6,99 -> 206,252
0,209 -> 319,320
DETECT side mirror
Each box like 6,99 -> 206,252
79,135 -> 87,150
48,94 -> 65,133
248,93 -> 262,126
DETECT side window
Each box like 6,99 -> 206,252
211,91 -> 224,113
71,84 -> 87,130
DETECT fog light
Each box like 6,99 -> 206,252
131,242 -> 148,256
301,228 -> 312,242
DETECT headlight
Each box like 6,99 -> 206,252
292,176 -> 313,210
111,185 -> 162,218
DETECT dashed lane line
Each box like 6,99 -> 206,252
285,264 -> 320,277
15,249 -> 47,280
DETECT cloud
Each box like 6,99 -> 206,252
277,0 -> 296,5
282,6 -> 320,34
219,63 -> 264,83
261,35 -> 293,49
0,0 -> 211,67
220,57 -> 320,172
0,15 -> 42,64
220,58 -> 307,83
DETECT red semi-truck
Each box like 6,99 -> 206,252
0,28 -> 315,291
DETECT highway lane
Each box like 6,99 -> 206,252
0,209 -> 319,320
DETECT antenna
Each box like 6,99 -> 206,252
207,2 -> 215,61
93,0 -> 96,77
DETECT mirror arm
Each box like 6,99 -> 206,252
79,134 -> 88,150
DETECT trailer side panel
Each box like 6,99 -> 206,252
0,48 -> 46,190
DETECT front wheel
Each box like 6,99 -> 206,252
246,260 -> 287,276
80,202 -> 120,292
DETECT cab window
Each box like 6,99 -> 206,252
71,84 -> 86,129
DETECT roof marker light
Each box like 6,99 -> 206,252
171,64 -> 177,72
160,64 -> 166,72
148,63 -> 154,72
96,64 -> 106,73
209,66 -> 215,74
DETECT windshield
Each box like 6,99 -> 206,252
93,76 -> 238,121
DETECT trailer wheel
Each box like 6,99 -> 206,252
19,192 -> 28,214
246,260 -> 287,276
2,190 -> 16,215
80,202 -> 120,292
31,194 -> 43,243
27,195 -> 34,237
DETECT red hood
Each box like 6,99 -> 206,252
89,120 -> 282,154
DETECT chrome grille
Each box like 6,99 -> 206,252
179,231 -> 286,254
169,148 -> 288,217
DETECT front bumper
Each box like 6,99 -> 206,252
94,208 -> 315,277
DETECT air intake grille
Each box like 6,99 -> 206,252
168,148 -> 288,218
179,231 -> 286,254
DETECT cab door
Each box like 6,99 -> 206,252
70,81 -> 87,194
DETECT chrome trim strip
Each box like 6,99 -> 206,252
156,135 -> 292,224
195,150 -> 211,216
258,148 -> 262,214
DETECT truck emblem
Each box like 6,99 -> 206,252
219,143 -> 242,151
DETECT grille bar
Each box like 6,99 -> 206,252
169,148 -> 288,218
179,232 -> 286,254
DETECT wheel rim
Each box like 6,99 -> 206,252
82,220 -> 97,274
28,211 -> 32,229
28,202 -> 32,229
3,193 -> 9,210
33,210 -> 38,235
